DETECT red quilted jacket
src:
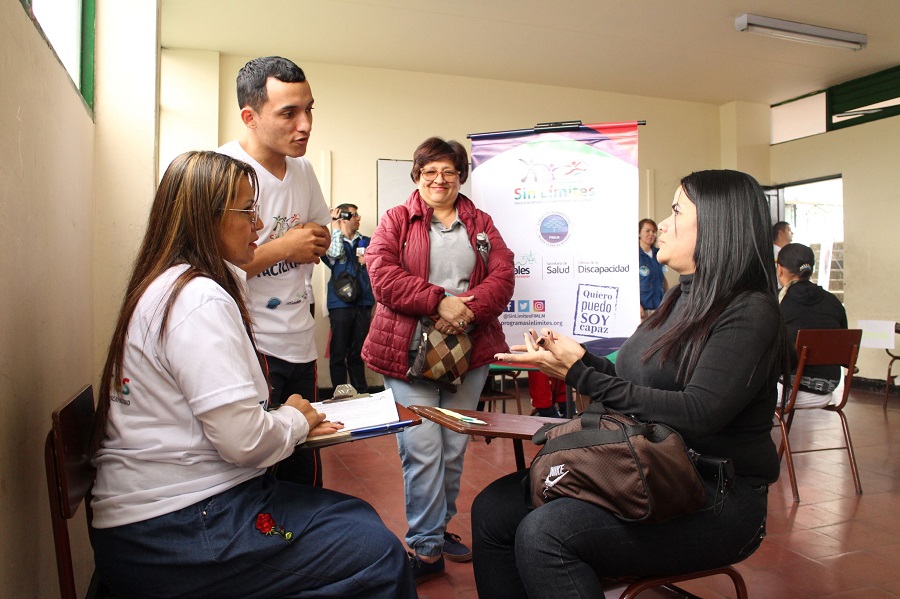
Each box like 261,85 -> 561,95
361,190 -> 515,380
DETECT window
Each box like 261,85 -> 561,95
771,65 -> 900,144
21,0 -> 95,108
770,177 -> 844,301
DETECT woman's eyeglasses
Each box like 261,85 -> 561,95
420,168 -> 460,182
227,203 -> 261,226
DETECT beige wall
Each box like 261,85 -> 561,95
159,48 -> 220,177
771,115 -> 900,379
93,0 -> 160,380
0,2 -> 95,596
0,1 -> 159,596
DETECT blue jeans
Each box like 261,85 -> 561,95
472,470 -> 768,598
92,475 -> 415,599
385,362 -> 490,557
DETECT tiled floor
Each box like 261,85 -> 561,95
321,389 -> 900,598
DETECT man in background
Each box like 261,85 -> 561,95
773,221 -> 793,259
219,56 -> 330,486
323,204 -> 375,394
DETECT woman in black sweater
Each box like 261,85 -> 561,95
777,242 -> 848,407
472,170 -> 788,598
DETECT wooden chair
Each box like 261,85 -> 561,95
610,565 -> 748,598
777,329 -> 863,502
883,322 -> 900,410
45,385 -> 111,599
479,364 -> 524,414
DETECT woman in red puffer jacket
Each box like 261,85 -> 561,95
361,137 -> 514,584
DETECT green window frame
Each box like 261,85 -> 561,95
19,0 -> 95,110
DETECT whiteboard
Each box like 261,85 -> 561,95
376,159 -> 473,225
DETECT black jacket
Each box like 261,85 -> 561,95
780,280 -> 847,386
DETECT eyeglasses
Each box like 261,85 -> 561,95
227,202 -> 261,226
420,168 -> 460,182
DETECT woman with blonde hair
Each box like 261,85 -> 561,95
90,151 -> 414,598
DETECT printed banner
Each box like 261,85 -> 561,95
470,122 -> 640,354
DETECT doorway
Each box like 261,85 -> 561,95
769,176 -> 844,302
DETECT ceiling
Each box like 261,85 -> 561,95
161,0 -> 900,107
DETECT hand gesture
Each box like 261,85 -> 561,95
494,328 -> 586,380
437,295 -> 475,330
280,223 -> 328,264
434,317 -> 462,335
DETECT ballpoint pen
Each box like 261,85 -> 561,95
350,420 -> 415,436
436,408 -> 488,425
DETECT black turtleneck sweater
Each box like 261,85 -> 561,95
566,276 -> 781,486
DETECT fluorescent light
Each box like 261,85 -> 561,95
735,14 -> 867,51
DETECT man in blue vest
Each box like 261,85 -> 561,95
324,204 -> 376,393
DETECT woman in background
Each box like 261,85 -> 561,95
362,137 -> 515,584
473,170 -> 787,598
777,242 -> 848,407
638,218 -> 668,320
90,151 -> 414,599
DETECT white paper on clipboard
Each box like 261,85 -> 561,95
310,389 -> 399,432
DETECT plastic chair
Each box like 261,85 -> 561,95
884,322 -> 900,410
44,385 -> 112,599
777,329 -> 863,502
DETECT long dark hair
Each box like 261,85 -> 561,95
643,169 -> 786,382
91,151 -> 259,453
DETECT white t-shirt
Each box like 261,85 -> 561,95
92,266 -> 306,528
218,141 -> 332,363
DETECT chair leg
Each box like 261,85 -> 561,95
886,357 -> 897,411
511,375 -> 522,415
779,418 -> 800,502
836,409 -> 863,495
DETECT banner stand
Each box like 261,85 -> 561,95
469,121 -> 644,363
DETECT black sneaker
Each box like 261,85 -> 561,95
408,552 -> 445,585
441,531 -> 472,563
534,405 -> 562,418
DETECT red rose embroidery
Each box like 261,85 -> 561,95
255,513 -> 293,543
256,513 -> 276,534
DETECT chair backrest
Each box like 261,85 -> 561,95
791,329 -> 862,411
45,385 -> 97,599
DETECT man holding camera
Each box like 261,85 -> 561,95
323,204 -> 375,394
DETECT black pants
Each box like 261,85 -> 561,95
328,305 -> 372,393
266,355 -> 322,488
472,470 -> 768,598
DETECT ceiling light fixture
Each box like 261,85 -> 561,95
735,14 -> 867,51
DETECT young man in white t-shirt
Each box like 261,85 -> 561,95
219,56 -> 331,486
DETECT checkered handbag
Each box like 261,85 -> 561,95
406,318 -> 473,392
